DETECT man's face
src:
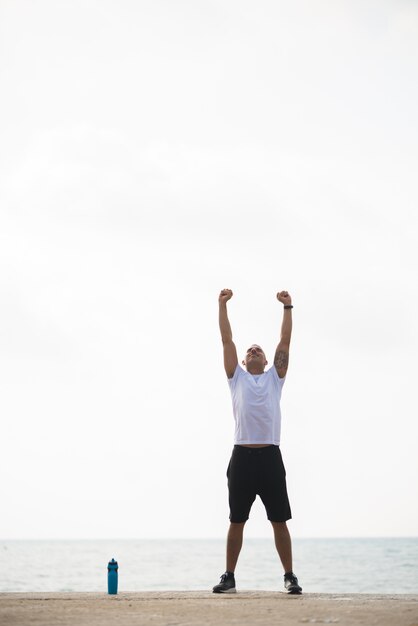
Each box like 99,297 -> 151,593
243,344 -> 267,371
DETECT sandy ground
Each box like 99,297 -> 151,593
0,592 -> 417,626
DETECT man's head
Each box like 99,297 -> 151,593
242,344 -> 268,374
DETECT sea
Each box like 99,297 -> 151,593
1,538 -> 417,594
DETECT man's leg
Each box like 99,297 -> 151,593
271,521 -> 292,573
226,522 -> 246,572
213,521 -> 246,593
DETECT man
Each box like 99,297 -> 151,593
213,288 -> 302,595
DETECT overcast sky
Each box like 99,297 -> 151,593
1,0 -> 417,540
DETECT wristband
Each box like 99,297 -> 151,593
284,305 -> 293,309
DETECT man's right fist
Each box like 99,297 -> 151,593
219,289 -> 233,303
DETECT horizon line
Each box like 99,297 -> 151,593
1,535 -> 417,541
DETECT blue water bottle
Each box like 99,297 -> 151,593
107,558 -> 118,594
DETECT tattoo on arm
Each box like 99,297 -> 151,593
274,349 -> 289,372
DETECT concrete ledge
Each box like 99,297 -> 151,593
1,591 -> 417,626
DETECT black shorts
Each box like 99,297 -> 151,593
227,445 -> 292,523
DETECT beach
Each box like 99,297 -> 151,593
1,592 -> 417,626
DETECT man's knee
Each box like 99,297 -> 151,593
228,521 -> 246,535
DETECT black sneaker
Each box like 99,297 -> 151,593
212,571 -> 236,594
284,572 -> 302,594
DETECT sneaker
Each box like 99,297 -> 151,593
284,572 -> 302,594
212,571 -> 236,594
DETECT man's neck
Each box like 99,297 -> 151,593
246,367 -> 265,375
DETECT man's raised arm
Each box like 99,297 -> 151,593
274,290 -> 293,379
218,289 -> 238,379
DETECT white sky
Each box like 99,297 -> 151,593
1,0 -> 417,540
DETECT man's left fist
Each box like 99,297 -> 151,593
277,291 -> 292,306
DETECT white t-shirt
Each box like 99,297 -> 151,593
228,365 -> 285,445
